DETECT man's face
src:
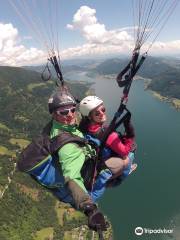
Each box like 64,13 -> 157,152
53,104 -> 76,125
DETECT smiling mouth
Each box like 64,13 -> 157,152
66,117 -> 75,122
66,118 -> 73,121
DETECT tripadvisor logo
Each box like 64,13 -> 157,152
135,227 -> 143,236
135,226 -> 173,236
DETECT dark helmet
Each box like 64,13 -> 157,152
48,88 -> 76,114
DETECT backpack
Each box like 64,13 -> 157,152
17,128 -> 98,189
18,131 -> 87,172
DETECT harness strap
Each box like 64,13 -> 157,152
98,50 -> 146,158
98,103 -> 126,154
50,132 -> 87,153
97,227 -> 104,240
41,62 -> 51,82
116,51 -> 147,96
49,55 -> 64,86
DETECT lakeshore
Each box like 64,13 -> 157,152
94,73 -> 180,111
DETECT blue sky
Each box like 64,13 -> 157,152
0,0 -> 180,65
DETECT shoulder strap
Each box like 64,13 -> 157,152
42,119 -> 53,136
50,131 -> 87,154
18,130 -> 87,172
93,124 -> 108,142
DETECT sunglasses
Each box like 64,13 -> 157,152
94,107 -> 106,116
56,107 -> 76,116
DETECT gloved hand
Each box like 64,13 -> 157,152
123,112 -> 135,138
85,134 -> 101,147
131,142 -> 137,152
83,204 -> 108,232
123,111 -> 131,127
88,209 -> 108,232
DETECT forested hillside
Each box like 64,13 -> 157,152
93,56 -> 180,100
147,68 -> 180,99
93,56 -> 173,77
0,66 -> 112,240
24,64 -> 87,76
24,56 -> 180,101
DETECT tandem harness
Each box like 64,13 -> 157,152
17,130 -> 96,189
98,48 -> 146,154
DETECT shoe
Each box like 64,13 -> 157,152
129,163 -> 137,175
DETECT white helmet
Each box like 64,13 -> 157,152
79,96 -> 103,116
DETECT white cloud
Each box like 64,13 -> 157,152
1,6 -> 180,66
151,40 -> 180,52
60,40 -> 180,59
67,6 -> 133,45
67,6 -> 97,31
139,40 -> 180,56
64,5 -> 180,58
61,43 -> 133,59
0,22 -> 46,66
0,23 -> 17,50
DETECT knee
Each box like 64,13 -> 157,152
104,157 -> 124,175
122,156 -> 130,169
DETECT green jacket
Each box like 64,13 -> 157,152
50,120 -> 94,193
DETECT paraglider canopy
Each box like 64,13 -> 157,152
132,0 -> 180,53
8,0 -> 65,86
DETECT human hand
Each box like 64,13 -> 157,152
88,209 -> 108,231
83,204 -> 108,232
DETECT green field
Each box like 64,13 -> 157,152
27,83 -> 46,91
55,201 -> 66,226
9,138 -> 30,149
0,122 -> 10,131
33,227 -> 54,240
0,146 -> 15,157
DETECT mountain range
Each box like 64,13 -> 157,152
92,56 -> 180,99
24,56 -> 180,100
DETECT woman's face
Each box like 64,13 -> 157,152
89,104 -> 107,124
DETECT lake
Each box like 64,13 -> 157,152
66,71 -> 180,240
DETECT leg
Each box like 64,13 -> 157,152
105,156 -> 129,180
